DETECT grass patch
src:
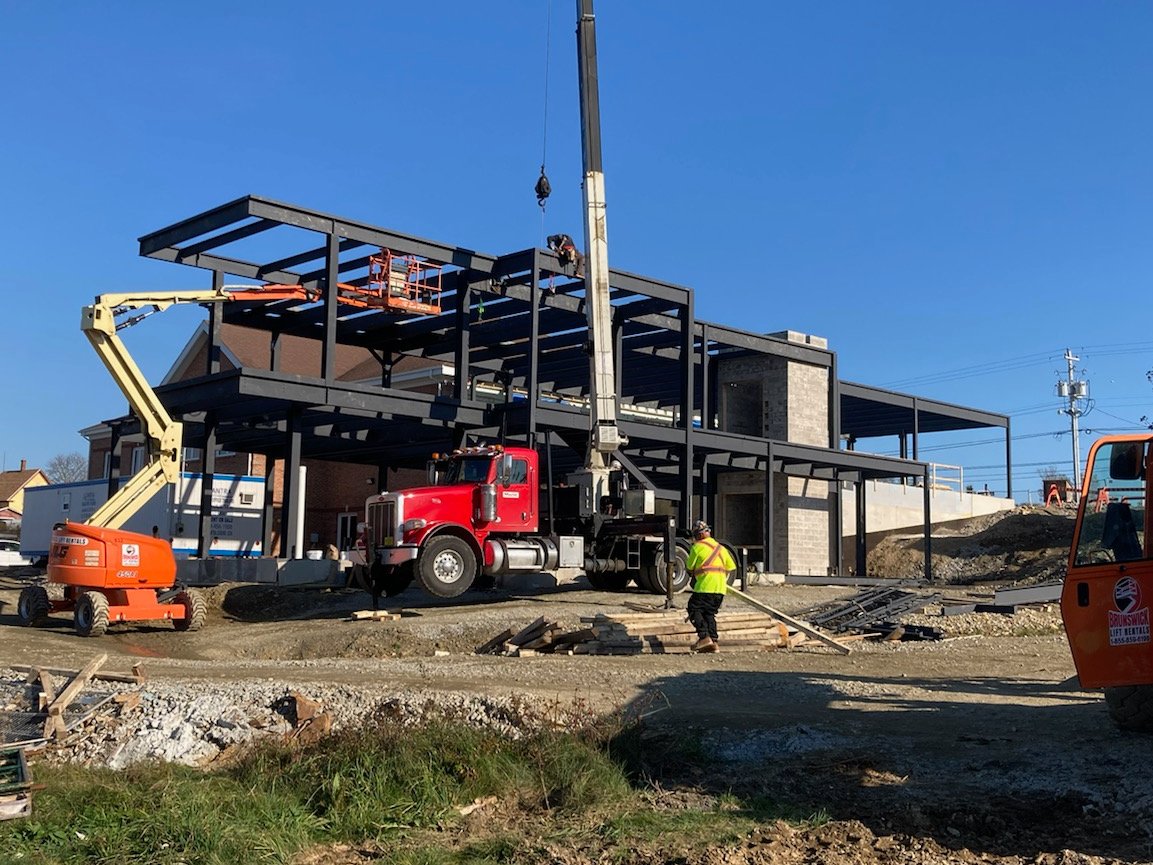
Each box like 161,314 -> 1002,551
0,716 -> 829,865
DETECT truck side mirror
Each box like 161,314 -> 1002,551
499,454 -> 514,486
1109,442 -> 1145,480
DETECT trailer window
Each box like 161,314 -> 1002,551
1074,442 -> 1147,566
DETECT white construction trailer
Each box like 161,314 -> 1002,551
20,473 -> 264,562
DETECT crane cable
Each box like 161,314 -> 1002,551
534,0 -> 553,226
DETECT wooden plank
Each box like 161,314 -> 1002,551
37,671 -> 58,712
726,587 -> 851,654
474,628 -> 515,655
11,664 -> 142,685
349,610 -> 401,621
507,616 -> 548,646
45,653 -> 108,737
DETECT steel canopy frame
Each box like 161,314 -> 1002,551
131,195 -> 1002,573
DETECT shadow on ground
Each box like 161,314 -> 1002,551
625,668 -> 1148,862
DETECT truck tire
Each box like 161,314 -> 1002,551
1105,685 -> 1153,733
418,535 -> 477,598
74,591 -> 110,638
642,542 -> 691,595
172,589 -> 207,632
17,586 -> 50,627
587,572 -> 631,592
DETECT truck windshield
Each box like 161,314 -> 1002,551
1073,441 -> 1147,566
442,457 -> 492,485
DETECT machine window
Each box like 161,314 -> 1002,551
1073,442 -> 1147,566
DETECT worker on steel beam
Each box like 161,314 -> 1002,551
547,234 -> 585,279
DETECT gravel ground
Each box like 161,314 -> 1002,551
2,576 -> 1150,864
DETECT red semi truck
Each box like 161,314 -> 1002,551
361,444 -> 708,600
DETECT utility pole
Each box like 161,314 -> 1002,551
1056,348 -> 1090,492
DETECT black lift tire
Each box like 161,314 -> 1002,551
17,586 -> 50,627
642,541 -> 691,595
172,589 -> 207,632
1105,685 -> 1153,733
74,591 -> 110,638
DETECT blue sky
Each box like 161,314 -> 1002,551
1,1 -> 1150,499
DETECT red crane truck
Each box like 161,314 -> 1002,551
359,1 -> 732,603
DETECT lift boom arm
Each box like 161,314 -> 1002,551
82,286 -> 314,529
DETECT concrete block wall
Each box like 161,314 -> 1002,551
717,332 -> 833,575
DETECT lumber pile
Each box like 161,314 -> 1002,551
475,610 -> 813,657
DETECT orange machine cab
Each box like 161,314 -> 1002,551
48,521 -> 176,590
1061,435 -> 1153,689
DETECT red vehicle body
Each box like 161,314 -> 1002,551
1061,434 -> 1153,731
360,444 -> 698,600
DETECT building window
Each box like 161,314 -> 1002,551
183,447 -> 201,463
131,447 -> 146,474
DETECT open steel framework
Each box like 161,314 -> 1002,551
109,196 -> 1011,576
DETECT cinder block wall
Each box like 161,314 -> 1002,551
716,332 -> 832,575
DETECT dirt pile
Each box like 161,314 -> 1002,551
868,505 -> 1076,584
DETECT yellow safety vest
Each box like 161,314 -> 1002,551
686,537 -> 734,595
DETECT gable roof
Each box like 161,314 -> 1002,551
0,469 -> 48,503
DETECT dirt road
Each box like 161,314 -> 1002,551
1,578 -> 1150,864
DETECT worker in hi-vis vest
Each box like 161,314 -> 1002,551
685,520 -> 736,653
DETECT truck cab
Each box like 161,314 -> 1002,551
363,446 -> 549,598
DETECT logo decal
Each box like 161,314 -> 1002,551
1108,576 -> 1151,646
121,543 -> 140,567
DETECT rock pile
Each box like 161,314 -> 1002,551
2,671 -> 582,770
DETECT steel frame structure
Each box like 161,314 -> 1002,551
110,195 -> 1010,576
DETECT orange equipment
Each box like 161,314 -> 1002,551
1060,434 -> 1153,731
17,285 -> 316,637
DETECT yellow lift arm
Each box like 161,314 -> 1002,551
81,286 -> 315,529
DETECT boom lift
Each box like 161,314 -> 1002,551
17,284 -> 315,637
1061,434 -> 1153,731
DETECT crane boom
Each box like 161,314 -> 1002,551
576,0 -> 626,477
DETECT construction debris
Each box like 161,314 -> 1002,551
348,610 -> 402,621
475,605 -> 848,656
795,587 -> 942,640
0,747 -> 32,821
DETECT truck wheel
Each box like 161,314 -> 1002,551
642,542 -> 691,595
74,591 -> 110,638
587,572 -> 631,591
1105,685 -> 1153,733
172,589 -> 207,632
418,536 -> 477,598
17,586 -> 50,627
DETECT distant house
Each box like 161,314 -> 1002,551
0,461 -> 50,526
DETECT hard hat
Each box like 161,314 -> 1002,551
691,520 -> 710,536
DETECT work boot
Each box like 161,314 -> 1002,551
691,636 -> 714,652
700,640 -> 720,653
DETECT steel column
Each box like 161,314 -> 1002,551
197,415 -> 217,557
280,410 -> 302,559
263,460 -> 276,556
454,282 -> 472,401
699,324 -> 710,431
208,271 -> 223,374
529,253 -> 540,437
681,301 -> 694,524
1005,417 -> 1013,499
322,232 -> 340,381
855,480 -> 867,577
912,397 -> 920,460
765,442 -> 775,573
923,468 -> 933,581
